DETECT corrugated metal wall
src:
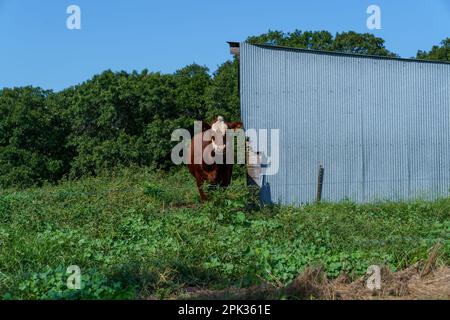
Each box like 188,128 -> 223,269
240,42 -> 450,204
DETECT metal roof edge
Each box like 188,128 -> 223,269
242,42 -> 450,66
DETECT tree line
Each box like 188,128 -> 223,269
0,31 -> 448,189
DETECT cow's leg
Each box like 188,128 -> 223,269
195,176 -> 207,202
220,164 -> 233,187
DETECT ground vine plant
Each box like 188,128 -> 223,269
0,167 -> 448,299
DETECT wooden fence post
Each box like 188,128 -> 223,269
316,165 -> 325,203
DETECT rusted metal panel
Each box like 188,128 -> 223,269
227,41 -> 240,57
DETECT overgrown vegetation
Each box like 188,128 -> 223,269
0,167 -> 448,299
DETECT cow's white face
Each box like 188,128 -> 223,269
211,117 -> 228,154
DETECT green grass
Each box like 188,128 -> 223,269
0,166 -> 449,299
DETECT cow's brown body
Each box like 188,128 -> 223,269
187,119 -> 242,202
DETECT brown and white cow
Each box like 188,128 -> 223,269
187,116 -> 243,202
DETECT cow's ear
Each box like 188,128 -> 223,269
202,122 -> 212,132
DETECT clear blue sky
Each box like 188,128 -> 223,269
1,0 -> 449,91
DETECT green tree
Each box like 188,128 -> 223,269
247,30 -> 397,56
173,64 -> 211,121
0,87 -> 69,188
247,30 -> 334,51
417,38 -> 450,62
205,59 -> 240,122
331,31 -> 396,56
61,70 -> 179,177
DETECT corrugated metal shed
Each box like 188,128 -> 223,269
240,42 -> 450,204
